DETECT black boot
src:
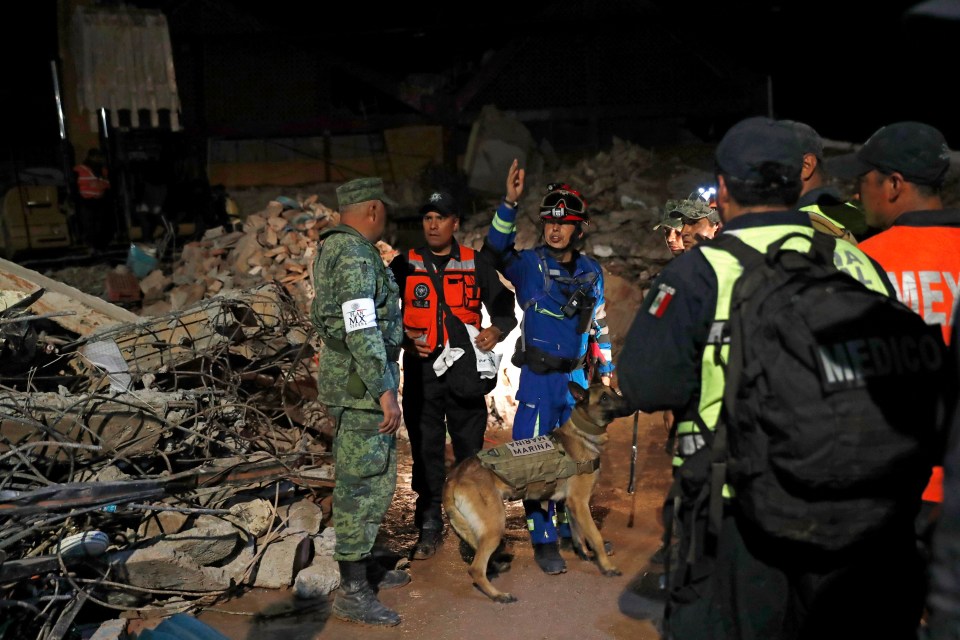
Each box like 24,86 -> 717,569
411,525 -> 443,560
366,558 -> 411,591
333,560 -> 401,626
533,541 -> 567,574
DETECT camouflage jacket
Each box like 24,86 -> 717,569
311,225 -> 402,411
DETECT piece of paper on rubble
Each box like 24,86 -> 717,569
82,339 -> 132,392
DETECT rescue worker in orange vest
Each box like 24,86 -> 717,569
389,190 -> 517,560
830,120 -> 959,612
73,148 -> 114,252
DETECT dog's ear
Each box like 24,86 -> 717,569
568,381 -> 588,404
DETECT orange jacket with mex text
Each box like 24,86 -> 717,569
859,208 -> 960,503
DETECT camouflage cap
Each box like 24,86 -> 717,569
336,177 -> 397,208
653,207 -> 683,231
665,198 -> 721,224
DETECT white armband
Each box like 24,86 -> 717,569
342,298 -> 377,332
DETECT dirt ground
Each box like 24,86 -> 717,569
197,409 -> 674,640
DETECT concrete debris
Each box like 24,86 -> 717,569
293,555 -> 340,599
252,532 -> 310,589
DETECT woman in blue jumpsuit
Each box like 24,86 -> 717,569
483,159 -> 615,574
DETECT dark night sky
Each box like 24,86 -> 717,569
4,1 -> 960,170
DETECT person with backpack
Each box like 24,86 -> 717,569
616,116 -> 940,639
389,190 -> 517,561
483,159 -> 615,575
829,120 -> 960,620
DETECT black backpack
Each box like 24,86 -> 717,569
707,231 -> 945,551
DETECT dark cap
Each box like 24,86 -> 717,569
827,121 -> 950,186
336,177 -> 397,208
780,120 -> 824,160
715,116 -> 803,183
418,190 -> 458,217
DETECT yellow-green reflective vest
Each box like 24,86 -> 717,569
672,224 -> 891,471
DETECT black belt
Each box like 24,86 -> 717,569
513,344 -> 584,375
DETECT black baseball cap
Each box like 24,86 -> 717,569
715,117 -> 803,183
828,121 -> 950,186
419,190 -> 458,217
780,119 -> 824,160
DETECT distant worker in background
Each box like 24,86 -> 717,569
669,195 -> 722,251
73,148 -> 113,252
654,206 -> 685,257
780,119 -> 866,243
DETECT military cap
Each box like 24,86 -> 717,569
336,177 -> 397,208
653,207 -> 684,231
715,116 -> 803,183
665,198 -> 721,224
828,121 -> 950,187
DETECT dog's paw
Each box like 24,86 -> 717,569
602,567 -> 622,577
493,593 -> 518,604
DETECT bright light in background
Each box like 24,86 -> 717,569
480,302 -> 523,431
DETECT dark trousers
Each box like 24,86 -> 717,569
402,352 -> 488,529
667,508 -> 924,640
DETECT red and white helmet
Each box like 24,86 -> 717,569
539,183 -> 589,224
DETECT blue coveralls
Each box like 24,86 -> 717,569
484,201 -> 614,543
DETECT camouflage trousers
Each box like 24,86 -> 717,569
329,406 -> 397,561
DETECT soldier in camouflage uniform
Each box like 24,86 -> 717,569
311,176 -> 407,627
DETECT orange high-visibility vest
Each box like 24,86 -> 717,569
402,247 -> 482,353
74,164 -> 110,199
860,220 -> 960,503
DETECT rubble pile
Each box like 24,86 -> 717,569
137,198 -> 336,317
0,282 -> 362,639
138,197 -> 401,319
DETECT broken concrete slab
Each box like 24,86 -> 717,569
226,498 -> 275,538
293,555 -> 339,599
0,257 -> 139,335
252,532 -> 308,589
281,499 -> 323,535
157,515 -> 241,566
110,544 -> 230,592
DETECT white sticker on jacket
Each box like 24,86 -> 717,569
342,298 -> 376,332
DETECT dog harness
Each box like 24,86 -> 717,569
476,412 -> 603,501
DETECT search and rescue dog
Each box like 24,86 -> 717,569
442,381 -> 629,602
